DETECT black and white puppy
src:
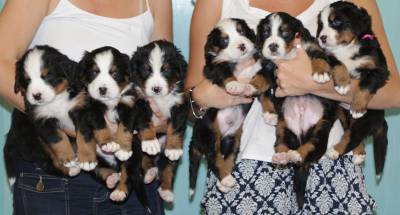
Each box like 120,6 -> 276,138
189,18 -> 275,195
77,46 -> 152,202
317,1 -> 389,179
131,40 -> 189,202
13,45 -> 84,177
256,12 -> 342,207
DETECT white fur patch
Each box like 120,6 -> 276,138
151,92 -> 183,119
88,50 -> 121,107
158,187 -> 174,203
25,49 -> 57,105
145,45 -> 169,97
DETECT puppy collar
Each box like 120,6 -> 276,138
361,34 -> 374,40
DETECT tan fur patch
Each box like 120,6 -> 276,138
54,80 -> 69,95
353,143 -> 366,156
248,74 -> 271,94
49,130 -> 76,165
275,144 -> 290,153
297,143 -> 316,160
311,58 -> 331,75
140,123 -> 157,141
76,131 -> 97,163
94,128 -> 113,145
97,167 -> 116,181
275,119 -> 288,146
351,88 -> 373,113
360,57 -> 377,70
160,162 -> 177,190
114,123 -> 133,151
337,30 -> 355,44
165,123 -> 183,150
42,143 -> 70,175
142,154 -> 155,172
260,94 -> 276,115
285,40 -> 295,54
332,64 -> 351,87
115,165 -> 128,193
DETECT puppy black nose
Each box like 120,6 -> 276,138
152,86 -> 162,94
238,43 -> 246,52
320,35 -> 327,44
33,93 -> 42,101
99,87 -> 107,96
269,43 -> 279,52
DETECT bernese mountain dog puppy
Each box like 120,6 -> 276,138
256,12 -> 344,206
12,45 -> 84,177
189,18 -> 276,195
317,1 -> 389,180
130,40 -> 189,202
77,46 -> 153,203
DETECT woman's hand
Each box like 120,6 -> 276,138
275,40 -> 320,97
192,80 -> 253,109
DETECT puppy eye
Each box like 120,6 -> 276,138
331,19 -> 342,27
281,31 -> 289,38
219,37 -> 229,47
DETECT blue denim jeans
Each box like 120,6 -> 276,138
13,160 -> 164,215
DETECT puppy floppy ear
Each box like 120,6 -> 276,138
174,46 -> 188,81
78,51 -> 91,85
14,59 -> 26,95
204,28 -> 221,62
356,6 -> 372,35
121,53 -> 132,82
256,18 -> 268,51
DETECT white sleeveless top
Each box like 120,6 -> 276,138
220,0 -> 344,162
29,0 -> 154,61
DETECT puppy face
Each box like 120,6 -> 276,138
131,40 -> 187,97
205,18 -> 255,63
79,47 -> 130,102
257,12 -> 304,60
15,46 -> 75,105
317,1 -> 371,49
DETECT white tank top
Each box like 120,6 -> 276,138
29,0 -> 154,61
220,0 -> 345,162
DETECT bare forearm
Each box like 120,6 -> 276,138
0,59 -> 24,110
313,79 -> 400,110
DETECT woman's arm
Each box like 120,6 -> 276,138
0,0 -> 51,110
186,0 -> 251,109
276,0 -> 400,109
149,0 -> 172,42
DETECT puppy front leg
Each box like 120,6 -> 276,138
260,93 -> 278,125
158,160 -> 179,203
272,118 -> 296,165
76,130 -> 97,171
113,123 -> 133,161
110,164 -> 129,202
164,102 -> 188,161
288,118 -> 332,163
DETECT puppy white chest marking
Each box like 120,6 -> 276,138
34,91 -> 81,131
151,92 -> 183,119
217,106 -> 245,137
234,60 -> 262,83
330,43 -> 370,79
282,96 -> 324,139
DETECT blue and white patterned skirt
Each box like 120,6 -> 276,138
201,159 -> 298,215
201,156 -> 376,215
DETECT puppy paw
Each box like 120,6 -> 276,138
64,158 -> 78,168
144,167 -> 158,184
220,174 -> 236,188
189,189 -> 195,198
110,189 -> 127,202
216,180 -> 233,193
312,72 -> 330,84
334,84 -> 351,96
114,150 -> 133,161
106,173 -> 121,189
8,177 -> 16,187
101,142 -> 120,153
243,84 -> 257,97
287,150 -> 303,163
164,149 -> 183,161
142,139 -> 160,155
68,166 -> 81,177
326,147 -> 340,160
272,152 -> 289,165
350,109 -> 367,119
158,188 -> 174,203
263,112 -> 278,125
79,161 -> 98,171
352,154 -> 366,165
225,81 -> 245,95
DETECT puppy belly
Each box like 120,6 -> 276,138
217,106 -> 245,137
283,96 -> 324,138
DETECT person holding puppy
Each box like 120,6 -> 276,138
187,0 -> 399,214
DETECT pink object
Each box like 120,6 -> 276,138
361,34 -> 374,40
